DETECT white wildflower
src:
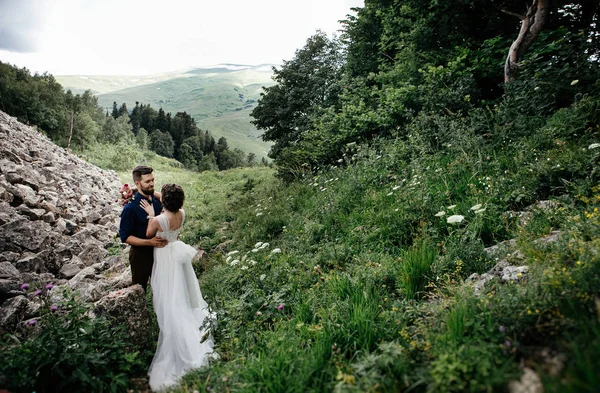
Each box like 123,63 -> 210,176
447,215 -> 465,224
250,260 -> 258,266
435,211 -> 446,217
260,274 -> 266,281
475,208 -> 486,214
227,250 -> 239,256
252,248 -> 259,253
256,212 -> 263,217
392,185 -> 401,191
589,143 -> 600,150
272,248 -> 282,254
447,205 -> 457,210
226,256 -> 232,263
337,159 -> 343,163
387,192 -> 394,196
230,259 -> 240,266
260,242 -> 270,249
571,79 -> 579,85
255,242 -> 263,248
470,204 -> 483,211
241,265 -> 249,270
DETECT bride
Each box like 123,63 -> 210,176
141,183 -> 216,391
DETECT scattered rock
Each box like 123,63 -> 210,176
508,367 -> 543,393
0,219 -> 51,252
59,263 -> 81,279
94,285 -> 151,347
78,244 -> 109,267
0,295 -> 30,332
0,262 -> 20,278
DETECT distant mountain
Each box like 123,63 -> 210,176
55,64 -> 277,159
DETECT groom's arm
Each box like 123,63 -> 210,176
125,235 -> 166,247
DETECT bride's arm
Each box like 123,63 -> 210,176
146,218 -> 160,238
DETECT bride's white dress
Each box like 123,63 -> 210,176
148,210 -> 216,392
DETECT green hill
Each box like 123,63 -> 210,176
56,65 -> 276,159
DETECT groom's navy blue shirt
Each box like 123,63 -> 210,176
119,192 -> 162,243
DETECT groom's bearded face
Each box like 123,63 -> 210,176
136,174 -> 155,196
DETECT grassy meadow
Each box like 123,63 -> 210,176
108,98 -> 599,392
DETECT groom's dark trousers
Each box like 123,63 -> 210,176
129,246 -> 154,292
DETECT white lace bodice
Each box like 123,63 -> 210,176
155,210 -> 185,244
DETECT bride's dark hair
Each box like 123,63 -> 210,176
161,184 -> 184,212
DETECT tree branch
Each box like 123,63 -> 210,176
500,8 -> 525,20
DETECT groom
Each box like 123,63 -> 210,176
119,165 -> 167,292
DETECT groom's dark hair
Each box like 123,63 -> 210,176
161,184 -> 184,212
132,165 -> 153,182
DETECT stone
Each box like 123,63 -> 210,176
508,368 -> 543,393
78,244 -> 109,267
39,200 -> 59,214
533,231 -> 562,246
42,211 -> 56,223
94,285 -> 150,347
0,251 -> 20,262
14,254 -> 48,274
98,214 -> 114,226
84,210 -> 102,223
0,278 -> 22,303
0,213 -> 10,225
0,296 -> 30,332
0,185 -> 14,203
16,205 -> 46,220
68,266 -> 97,286
59,263 -> 82,279
12,184 -> 40,207
0,219 -> 51,251
107,268 -> 132,290
0,262 -> 20,278
5,165 -> 42,191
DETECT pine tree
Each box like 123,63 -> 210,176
111,102 -> 118,118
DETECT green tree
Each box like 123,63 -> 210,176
149,129 -> 174,158
101,114 -> 133,144
111,102 -> 119,118
251,31 -> 344,160
117,103 -> 128,118
136,127 -> 149,150
156,107 -> 168,131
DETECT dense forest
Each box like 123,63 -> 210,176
252,0 -> 600,180
0,61 -> 263,171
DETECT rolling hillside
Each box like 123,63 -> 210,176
56,65 -> 276,158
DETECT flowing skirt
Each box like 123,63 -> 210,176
148,241 -> 216,391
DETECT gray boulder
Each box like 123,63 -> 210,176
0,295 -> 30,332
94,285 -> 150,347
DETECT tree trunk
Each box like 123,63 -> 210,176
67,111 -> 74,149
503,0 -> 550,83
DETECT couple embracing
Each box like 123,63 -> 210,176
119,165 -> 216,392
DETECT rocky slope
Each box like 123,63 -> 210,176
0,110 -> 146,339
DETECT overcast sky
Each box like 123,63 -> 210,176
0,0 -> 364,76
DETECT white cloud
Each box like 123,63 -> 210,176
0,0 -> 364,75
